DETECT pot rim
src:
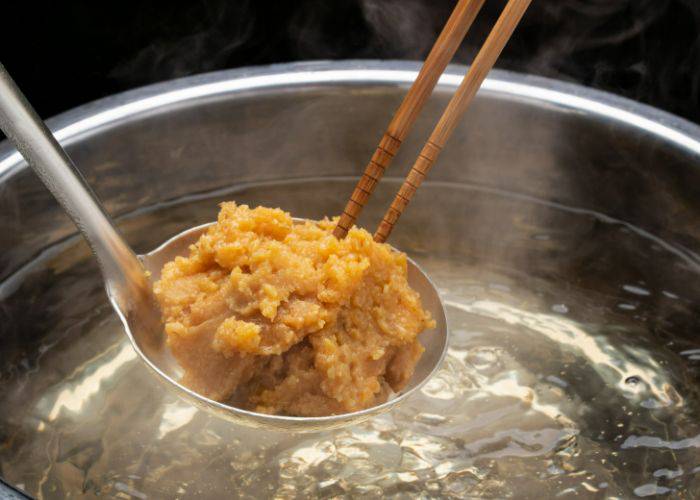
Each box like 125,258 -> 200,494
2,59 -> 700,181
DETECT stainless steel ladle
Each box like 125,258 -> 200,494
0,63 -> 448,431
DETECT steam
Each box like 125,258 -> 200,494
518,0 -> 700,119
109,1 -> 254,85
7,0 -> 698,124
354,0 -> 700,123
358,0 -> 446,58
105,0 -> 700,123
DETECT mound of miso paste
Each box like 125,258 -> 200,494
154,203 -> 434,416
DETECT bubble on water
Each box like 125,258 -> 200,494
414,413 -> 448,426
551,304 -> 569,314
113,482 -> 147,499
621,434 -> 700,450
680,348 -> 700,361
545,375 -> 568,388
633,483 -> 672,496
622,285 -> 652,296
420,374 -> 458,400
581,482 -> 599,493
466,347 -> 502,371
653,467 -> 683,479
547,464 -> 565,475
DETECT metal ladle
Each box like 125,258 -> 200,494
0,63 -> 448,431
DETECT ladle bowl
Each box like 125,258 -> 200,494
138,222 -> 448,431
0,63 -> 448,432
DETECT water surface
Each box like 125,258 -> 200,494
1,178 -> 700,498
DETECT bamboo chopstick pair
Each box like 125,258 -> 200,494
333,0 -> 532,243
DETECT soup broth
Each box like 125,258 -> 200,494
1,178 -> 700,498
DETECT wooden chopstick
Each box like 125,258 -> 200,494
374,0 -> 533,243
332,0 -> 486,239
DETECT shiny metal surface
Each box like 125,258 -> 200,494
0,62 -> 164,393
2,61 -> 700,497
2,61 -> 699,264
0,63 -> 146,291
0,63 -> 448,432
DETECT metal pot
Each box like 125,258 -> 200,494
2,61 -> 699,497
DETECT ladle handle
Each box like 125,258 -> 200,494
0,63 -> 145,289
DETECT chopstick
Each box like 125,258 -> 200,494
333,0 -> 486,239
374,0 -> 533,243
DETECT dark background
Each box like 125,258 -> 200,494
0,0 -> 699,126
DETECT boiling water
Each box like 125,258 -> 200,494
2,179 -> 700,498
